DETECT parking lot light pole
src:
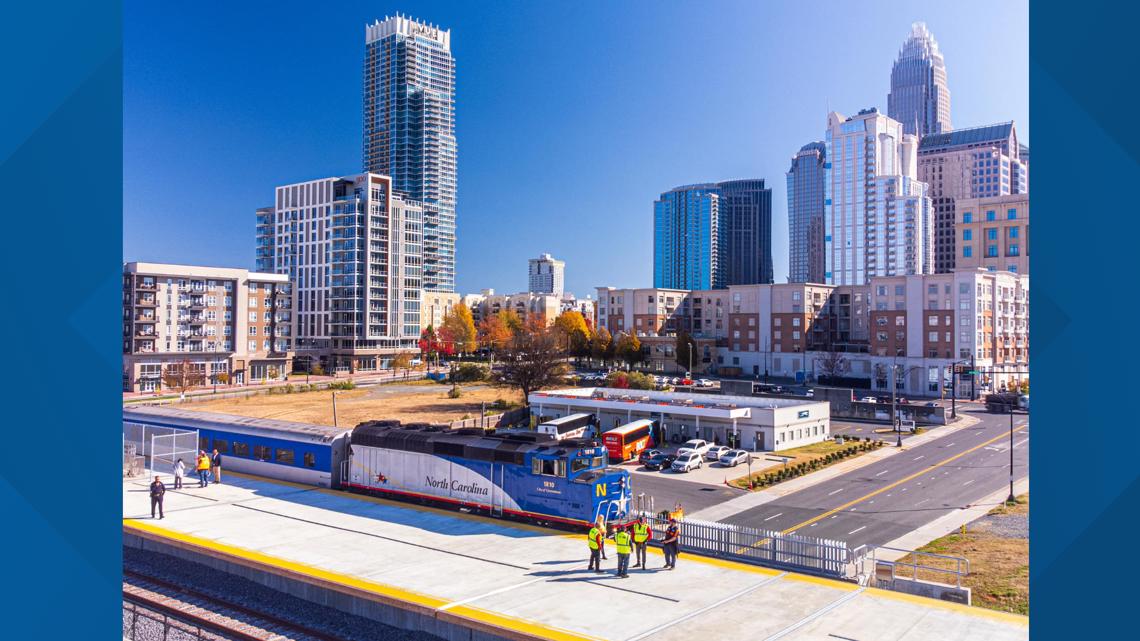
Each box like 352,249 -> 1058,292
1007,404 -> 1016,504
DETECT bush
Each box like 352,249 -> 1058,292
447,387 -> 462,399
328,380 -> 355,390
452,363 -> 488,383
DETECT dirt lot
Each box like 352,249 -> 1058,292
183,382 -> 524,427
898,494 -> 1029,615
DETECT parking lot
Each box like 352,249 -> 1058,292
616,445 -> 785,486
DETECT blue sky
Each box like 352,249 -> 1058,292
124,0 -> 1028,296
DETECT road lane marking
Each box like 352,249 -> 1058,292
763,513 -> 783,522
828,488 -> 844,496
913,455 -> 925,461
875,470 -> 888,477
945,443 -> 955,447
848,526 -> 866,535
963,479 -> 975,486
773,424 -> 1026,536
916,499 -> 930,506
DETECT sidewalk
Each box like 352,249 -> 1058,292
688,413 -> 983,521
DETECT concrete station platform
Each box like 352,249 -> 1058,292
123,473 -> 1027,641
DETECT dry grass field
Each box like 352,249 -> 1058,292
184,382 -> 524,427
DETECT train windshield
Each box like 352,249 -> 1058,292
570,455 -> 606,475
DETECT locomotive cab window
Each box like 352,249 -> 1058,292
275,448 -> 295,465
571,458 -> 590,474
232,441 -> 249,457
532,458 -> 566,477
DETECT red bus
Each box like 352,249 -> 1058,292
603,420 -> 655,462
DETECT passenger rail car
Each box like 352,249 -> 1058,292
123,407 -> 348,487
345,424 -> 632,527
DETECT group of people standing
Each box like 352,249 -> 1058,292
587,515 -> 680,577
148,449 -> 223,520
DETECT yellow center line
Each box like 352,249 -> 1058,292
779,425 -> 1028,535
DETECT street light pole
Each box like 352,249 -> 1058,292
332,391 -> 338,428
1007,404 -> 1016,504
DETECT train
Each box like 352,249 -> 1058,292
123,406 -> 632,528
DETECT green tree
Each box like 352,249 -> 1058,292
675,331 -> 699,373
614,332 -> 643,368
606,371 -> 655,390
498,309 -> 524,334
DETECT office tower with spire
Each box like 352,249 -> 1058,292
787,142 -> 827,283
363,15 -> 457,292
888,22 -> 951,137
824,109 -> 932,286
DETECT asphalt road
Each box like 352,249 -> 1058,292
720,406 -> 1029,550
626,471 -> 742,515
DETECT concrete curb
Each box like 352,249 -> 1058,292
875,477 -> 1029,562
688,414 -> 984,522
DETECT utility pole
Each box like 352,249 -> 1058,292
1007,403 -> 1016,504
332,391 -> 338,428
892,363 -> 901,447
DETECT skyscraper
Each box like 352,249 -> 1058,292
787,142 -> 827,283
888,22 -> 951,137
653,180 -> 773,290
917,122 -> 1028,272
257,173 -> 424,372
824,109 -> 933,286
363,15 -> 457,292
528,253 -> 565,297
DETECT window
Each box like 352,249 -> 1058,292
249,312 -> 257,322
963,246 -> 972,257
253,445 -> 271,461
212,439 -> 229,453
986,210 -> 996,221
275,448 -> 295,465
894,285 -> 904,296
987,228 -> 998,240
928,316 -> 938,326
792,318 -> 801,327
962,212 -> 972,223
929,332 -> 938,342
1007,208 -> 1018,220
987,245 -> 999,257
895,316 -> 905,326
249,326 -> 258,335
232,442 -> 249,457
963,229 -> 972,241
1008,245 -> 1020,256
1009,227 -> 1019,238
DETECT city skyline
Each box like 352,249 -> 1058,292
123,1 -> 1028,296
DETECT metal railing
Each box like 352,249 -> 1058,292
862,545 -> 970,588
640,512 -> 859,579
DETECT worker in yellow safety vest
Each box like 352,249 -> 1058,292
614,525 -> 632,578
631,515 -> 651,569
586,519 -> 605,573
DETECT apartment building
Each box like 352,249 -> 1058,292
257,172 -> 423,373
420,291 -> 461,333
559,294 -> 595,326
955,194 -> 1029,274
528,253 -> 565,297
596,269 -> 1027,395
122,263 -> 292,393
464,290 -> 561,327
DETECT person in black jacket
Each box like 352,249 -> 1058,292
211,449 -> 223,484
150,476 -> 166,519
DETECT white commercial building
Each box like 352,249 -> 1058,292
529,388 -> 830,452
528,253 -> 565,297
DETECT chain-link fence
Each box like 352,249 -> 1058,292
124,421 -> 198,479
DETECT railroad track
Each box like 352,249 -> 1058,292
123,568 -> 351,641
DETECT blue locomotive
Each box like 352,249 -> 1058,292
346,423 -> 632,527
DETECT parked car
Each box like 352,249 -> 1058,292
410,358 -> 422,366
676,439 -> 712,458
719,449 -> 752,467
859,396 -> 878,403
805,388 -> 815,397
643,452 -> 677,471
705,445 -> 732,462
925,401 -> 939,407
696,378 -> 715,387
671,452 -> 703,473
897,398 -> 909,404
638,449 -> 663,467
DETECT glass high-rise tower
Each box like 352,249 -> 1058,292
888,22 -> 951,137
787,142 -> 827,283
653,180 -> 772,290
363,15 -> 457,292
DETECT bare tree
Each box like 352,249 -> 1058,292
492,323 -> 570,405
162,358 -> 205,395
817,349 -> 849,380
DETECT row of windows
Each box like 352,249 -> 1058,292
200,437 -> 316,468
962,208 -> 1020,223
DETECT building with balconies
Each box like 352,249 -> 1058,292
122,263 -> 292,392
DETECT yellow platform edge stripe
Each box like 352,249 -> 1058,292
123,519 -> 604,641
207,470 -> 1027,626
